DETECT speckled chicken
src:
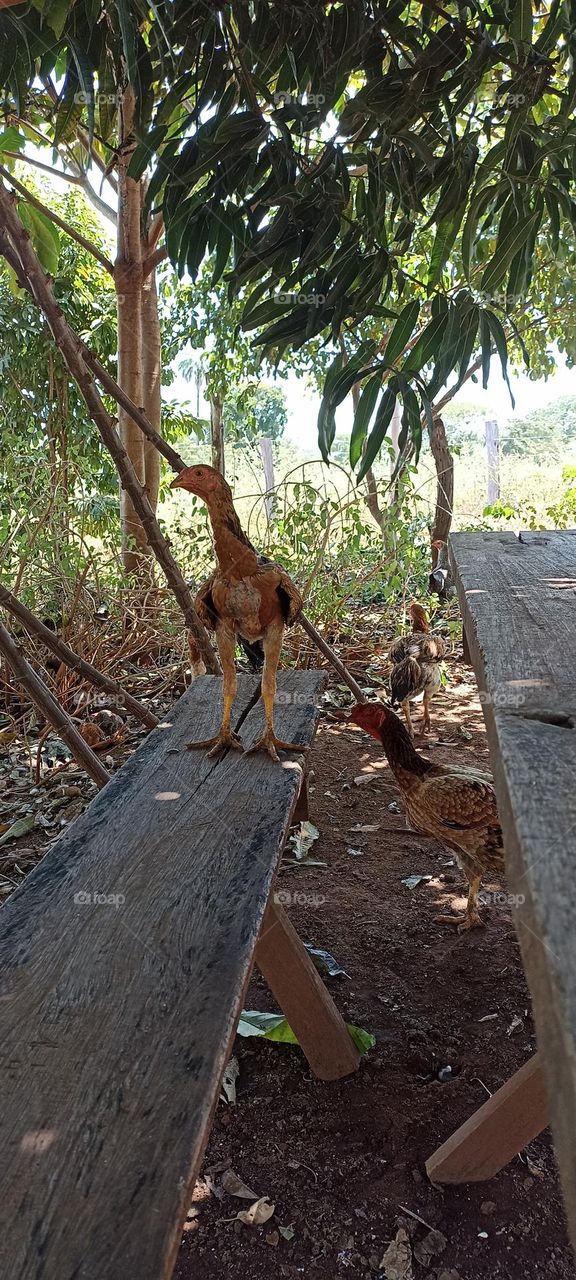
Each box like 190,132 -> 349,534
351,702 -> 505,931
171,464 -> 303,760
389,601 -> 445,736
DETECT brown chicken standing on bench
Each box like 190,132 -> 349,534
171,464 -> 303,761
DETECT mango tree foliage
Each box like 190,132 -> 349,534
2,0 -> 576,472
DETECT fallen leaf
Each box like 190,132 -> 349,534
0,815 -> 35,848
265,1230 -> 280,1246
525,1155 -> 545,1179
304,944 -> 349,978
237,1197 -> 275,1227
401,875 -> 432,890
347,847 -> 364,858
350,823 -> 381,833
289,821 -> 320,860
380,1227 -> 413,1280
279,1224 -> 295,1240
354,774 -> 377,787
506,1014 -> 523,1036
221,1169 -> 259,1200
220,1055 -> 239,1105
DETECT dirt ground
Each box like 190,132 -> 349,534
174,671 -> 574,1280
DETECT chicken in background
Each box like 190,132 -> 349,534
171,465 -> 303,761
428,538 -> 455,601
350,701 -> 504,932
388,601 -> 445,737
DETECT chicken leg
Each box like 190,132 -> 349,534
434,875 -> 484,932
186,623 -> 244,757
247,622 -> 305,762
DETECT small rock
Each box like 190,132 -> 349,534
523,1177 -> 534,1191
438,1272 -> 461,1280
414,1228 -> 447,1266
480,1201 -> 496,1216
411,1167 -> 423,1184
266,1230 -> 280,1247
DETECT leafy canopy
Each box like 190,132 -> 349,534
2,0 -> 576,471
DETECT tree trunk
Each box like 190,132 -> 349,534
428,414 -> 454,562
141,263 -> 162,512
115,86 -> 146,573
210,394 -> 225,475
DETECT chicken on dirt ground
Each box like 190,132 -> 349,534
350,701 -> 505,932
389,601 -> 445,737
171,465 -> 304,761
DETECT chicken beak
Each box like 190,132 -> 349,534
170,473 -> 186,490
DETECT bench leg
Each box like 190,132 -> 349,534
426,1052 -> 548,1184
255,899 -> 360,1082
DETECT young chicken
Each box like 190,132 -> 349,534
171,464 -> 303,761
388,601 -> 445,737
350,701 -> 504,931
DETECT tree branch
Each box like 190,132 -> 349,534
0,183 -> 219,675
142,245 -> 167,278
0,582 -> 158,729
0,621 -> 110,789
0,166 -> 115,274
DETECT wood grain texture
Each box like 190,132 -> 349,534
427,1053 -> 547,1184
0,671 -> 327,1280
449,530 -> 576,1231
256,900 -> 360,1081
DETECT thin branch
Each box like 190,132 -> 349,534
0,583 -> 158,729
143,245 -> 167,278
0,166 -> 115,274
0,183 -> 219,675
0,621 -> 110,789
3,151 -> 84,185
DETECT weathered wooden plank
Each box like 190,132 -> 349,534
0,671 -> 327,1280
256,899 -> 360,1081
449,530 -> 576,1236
427,1053 -> 547,1184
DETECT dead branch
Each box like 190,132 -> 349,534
0,583 -> 159,729
0,621 -> 110,789
0,181 -> 219,675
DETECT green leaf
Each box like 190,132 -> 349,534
19,204 -> 60,275
0,815 -> 35,848
0,126 -> 25,154
484,310 -> 515,407
479,210 -> 540,299
357,385 -> 397,481
479,311 -> 491,390
237,1011 -> 375,1054
116,0 -> 138,87
350,373 -> 381,469
45,0 -> 70,39
427,205 -> 466,291
382,300 -> 420,367
511,0 -> 533,46
461,184 -> 501,280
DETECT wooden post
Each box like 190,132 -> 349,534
260,437 -> 275,522
485,419 -> 500,504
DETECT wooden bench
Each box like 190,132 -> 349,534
0,671 -> 360,1280
426,530 -> 576,1245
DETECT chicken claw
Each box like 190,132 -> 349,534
433,909 -> 484,932
247,728 -> 306,763
186,729 -> 244,757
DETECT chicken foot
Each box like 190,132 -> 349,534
434,875 -> 484,932
186,624 -> 244,757
247,623 -> 305,763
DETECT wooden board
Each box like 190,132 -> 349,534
0,671 -> 328,1280
427,1053 -> 547,1184
449,530 -> 576,1235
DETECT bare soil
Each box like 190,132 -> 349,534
174,670 -> 574,1280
